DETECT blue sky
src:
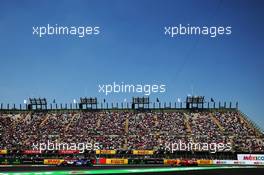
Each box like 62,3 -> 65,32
0,0 -> 263,128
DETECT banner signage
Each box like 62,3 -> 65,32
96,150 -> 116,154
237,154 -> 264,161
132,150 -> 154,155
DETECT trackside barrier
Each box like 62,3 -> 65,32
2,158 -> 264,166
0,158 -> 45,165
164,159 -> 213,165
164,159 -> 180,165
213,160 -> 264,165
98,158 -> 106,164
0,158 -> 21,165
197,159 -> 213,165
105,158 -> 128,164
0,150 -> 7,154
43,159 -> 64,165
237,154 -> 264,161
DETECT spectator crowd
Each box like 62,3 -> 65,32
0,110 -> 263,152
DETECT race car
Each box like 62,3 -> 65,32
179,159 -> 198,166
58,158 -> 93,167
168,159 -> 198,167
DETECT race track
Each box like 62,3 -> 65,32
1,165 -> 264,175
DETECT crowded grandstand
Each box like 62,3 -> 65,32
1,110 -> 263,152
0,96 -> 263,166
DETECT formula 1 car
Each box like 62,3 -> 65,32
169,159 -> 198,167
58,158 -> 93,167
179,159 -> 198,166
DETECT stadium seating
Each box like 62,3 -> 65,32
0,110 -> 263,152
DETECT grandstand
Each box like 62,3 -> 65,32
0,96 -> 263,162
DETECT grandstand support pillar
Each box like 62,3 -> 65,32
210,114 -> 224,133
236,102 -> 238,109
229,102 -> 232,108
124,138 -> 128,150
213,102 -> 215,109
132,103 -> 135,109
0,103 -> 2,110
207,102 -> 209,109
174,102 -> 176,109
153,102 -> 155,109
27,104 -> 32,110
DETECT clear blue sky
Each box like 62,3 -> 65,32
0,0 -> 263,128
